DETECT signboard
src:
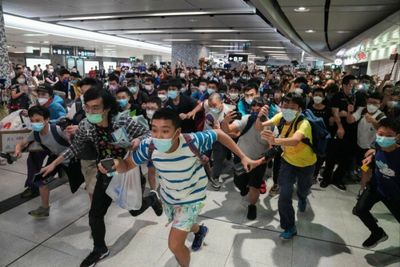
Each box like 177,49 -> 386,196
355,51 -> 367,61
0,130 -> 31,153
77,48 -> 96,57
334,58 -> 343,65
228,54 -> 248,62
51,45 -> 74,56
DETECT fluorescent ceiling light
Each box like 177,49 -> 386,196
163,39 -> 193,41
263,51 -> 286,53
4,14 -> 171,54
23,33 -> 48,37
192,29 -> 237,33
207,45 -> 233,48
294,7 -> 310,12
256,46 -> 285,49
305,29 -> 315,33
216,39 -> 250,42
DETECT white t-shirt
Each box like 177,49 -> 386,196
352,108 -> 386,149
203,101 -> 233,130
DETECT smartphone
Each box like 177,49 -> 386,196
100,158 -> 115,173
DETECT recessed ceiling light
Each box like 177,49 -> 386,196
189,19 -> 197,22
336,30 -> 350,34
305,29 -> 315,33
294,7 -> 310,12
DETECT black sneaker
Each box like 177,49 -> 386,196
319,180 -> 330,188
20,188 -> 39,199
209,177 -> 221,191
332,183 -> 346,191
149,190 -> 163,216
362,228 -> 388,248
191,225 -> 208,251
247,204 -> 257,220
80,247 -> 110,267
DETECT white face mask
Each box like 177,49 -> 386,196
38,97 -> 49,105
199,85 -> 207,92
146,109 -> 155,119
158,94 -> 168,102
17,78 -> 26,84
282,108 -> 298,122
294,88 -> 303,95
313,96 -> 324,104
229,93 -> 239,100
144,84 -> 153,91
179,73 -> 186,79
367,104 -> 379,114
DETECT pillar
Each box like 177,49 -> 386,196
143,54 -> 162,67
171,44 -> 209,68
0,2 -> 10,85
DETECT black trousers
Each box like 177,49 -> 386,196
354,185 -> 400,234
322,137 -> 354,185
89,173 -> 153,250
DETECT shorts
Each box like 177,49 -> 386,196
163,201 -> 205,232
80,160 -> 97,194
234,163 -> 267,190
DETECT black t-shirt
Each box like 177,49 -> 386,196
331,91 -> 359,139
131,90 -> 149,110
166,93 -> 197,133
309,105 -> 331,128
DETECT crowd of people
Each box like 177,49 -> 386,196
1,61 -> 400,267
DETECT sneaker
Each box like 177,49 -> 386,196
149,190 -> 163,216
259,180 -> 267,194
191,225 -> 208,251
332,183 -> 347,192
279,226 -> 297,240
298,198 -> 307,212
319,180 -> 330,188
80,247 -> 110,267
269,184 -> 279,197
20,188 -> 39,199
240,186 -> 249,197
247,204 -> 257,220
28,206 -> 49,218
362,228 -> 388,248
209,177 -> 221,191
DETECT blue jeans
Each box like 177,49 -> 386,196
278,159 -> 315,230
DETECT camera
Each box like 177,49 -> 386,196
264,146 -> 282,162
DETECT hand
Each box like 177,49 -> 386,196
339,110 -> 348,117
347,104 -> 354,113
337,127 -> 345,139
240,156 -> 258,173
14,150 -> 22,159
364,113 -> 375,124
186,111 -> 196,120
213,120 -> 221,129
97,161 -> 115,175
223,110 -> 237,123
362,155 -> 373,167
130,138 -> 140,151
260,130 -> 276,145
259,105 -> 269,118
64,125 -> 79,137
179,113 -> 188,120
40,163 -> 56,177
364,149 -> 375,158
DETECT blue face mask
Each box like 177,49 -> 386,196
129,86 -> 138,94
376,135 -> 397,148
207,88 -> 216,95
31,122 -> 45,132
117,99 -> 129,108
168,90 -> 178,99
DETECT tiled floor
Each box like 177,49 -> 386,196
0,162 -> 399,267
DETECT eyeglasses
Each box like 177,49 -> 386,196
84,104 -> 103,114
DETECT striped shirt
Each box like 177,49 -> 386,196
132,130 -> 218,205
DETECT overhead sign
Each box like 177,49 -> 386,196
355,51 -> 367,61
334,58 -> 343,65
51,45 -> 74,56
228,54 -> 248,63
77,48 -> 96,57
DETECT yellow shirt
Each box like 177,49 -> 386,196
270,113 -> 317,167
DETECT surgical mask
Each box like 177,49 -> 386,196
109,85 -> 117,91
31,122 -> 45,132
17,78 -> 25,84
199,85 -> 207,92
152,134 -> 176,153
222,79 -> 227,84
129,86 -> 138,94
144,84 -> 153,91
294,88 -> 303,95
179,73 -> 186,79
387,101 -> 398,108
158,94 -> 168,102
229,93 -> 239,100
146,109 -> 155,119
86,113 -> 103,124
117,99 -> 129,108
242,76 -> 249,80
48,68 -> 54,74
313,96 -> 324,104
207,88 -> 215,95
210,107 -> 221,115
282,108 -> 298,122
37,97 -> 49,105
180,87 -> 187,93
245,97 -> 254,105
375,135 -> 397,148
367,104 -> 379,114
325,75 -> 331,79
168,90 -> 178,99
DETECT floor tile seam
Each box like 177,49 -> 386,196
5,211 -> 89,266
0,167 -> 27,175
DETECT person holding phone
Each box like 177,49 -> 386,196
40,88 -> 162,267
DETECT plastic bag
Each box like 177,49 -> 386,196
106,167 -> 143,210
0,110 -> 31,130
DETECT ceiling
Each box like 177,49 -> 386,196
256,0 -> 400,57
2,0 -> 307,62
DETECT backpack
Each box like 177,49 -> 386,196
71,98 -> 85,125
147,134 -> 212,179
33,124 -> 70,148
278,109 -> 331,157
